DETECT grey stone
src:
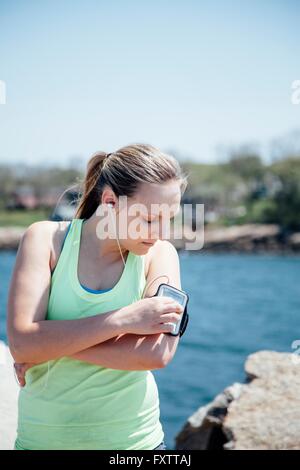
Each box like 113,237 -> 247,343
175,350 -> 300,450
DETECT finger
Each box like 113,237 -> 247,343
20,378 -> 26,387
17,373 -> 26,387
160,312 -> 182,323
160,297 -> 182,306
19,365 -> 29,386
158,323 -> 177,333
161,303 -> 184,313
15,365 -> 23,377
160,296 -> 177,303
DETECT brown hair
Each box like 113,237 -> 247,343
74,143 -> 188,220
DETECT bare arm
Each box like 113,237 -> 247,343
69,240 -> 182,368
6,222 -> 125,363
71,333 -> 164,370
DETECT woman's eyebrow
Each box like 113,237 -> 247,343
141,204 -> 181,219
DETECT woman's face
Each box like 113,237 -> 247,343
117,179 -> 182,255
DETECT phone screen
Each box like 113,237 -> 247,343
157,284 -> 188,335
158,285 -> 187,305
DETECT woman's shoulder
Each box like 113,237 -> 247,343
23,220 -> 71,273
143,240 -> 176,278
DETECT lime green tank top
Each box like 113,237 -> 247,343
15,218 -> 164,450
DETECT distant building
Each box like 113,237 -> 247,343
6,185 -> 80,221
6,186 -> 38,209
38,187 -> 67,207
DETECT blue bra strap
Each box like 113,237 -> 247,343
62,222 -> 72,248
79,284 -> 112,293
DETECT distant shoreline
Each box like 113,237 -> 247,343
1,223 -> 300,254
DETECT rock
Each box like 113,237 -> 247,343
224,351 -> 300,450
1,224 -> 300,253
171,224 -> 300,253
289,232 -> 300,248
175,350 -> 300,450
0,341 -> 19,450
203,224 -> 282,253
175,382 -> 244,450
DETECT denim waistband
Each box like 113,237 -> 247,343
153,440 -> 166,450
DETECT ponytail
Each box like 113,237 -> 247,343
74,143 -> 188,221
74,151 -> 108,219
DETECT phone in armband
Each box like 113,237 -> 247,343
153,283 -> 189,337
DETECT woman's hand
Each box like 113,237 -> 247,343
14,362 -> 36,387
116,296 -> 184,335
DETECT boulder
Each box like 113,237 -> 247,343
175,350 -> 300,450
0,342 -> 18,450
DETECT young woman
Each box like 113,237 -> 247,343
7,143 -> 188,450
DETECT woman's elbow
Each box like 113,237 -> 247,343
146,349 -> 171,369
7,330 -> 32,363
7,339 -> 24,363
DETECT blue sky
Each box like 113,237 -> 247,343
0,0 -> 299,166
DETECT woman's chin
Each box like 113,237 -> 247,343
131,242 -> 154,255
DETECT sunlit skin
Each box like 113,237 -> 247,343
112,179 -> 182,254
77,179 -> 181,265
14,179 -> 183,386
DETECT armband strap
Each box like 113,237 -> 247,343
150,283 -> 189,338
179,305 -> 189,337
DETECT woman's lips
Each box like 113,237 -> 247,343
142,241 -> 155,246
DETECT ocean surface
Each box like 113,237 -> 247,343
1,250 -> 300,450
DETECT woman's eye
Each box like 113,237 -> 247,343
142,217 -> 158,224
142,219 -> 153,225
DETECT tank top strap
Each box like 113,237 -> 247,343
51,218 -> 77,283
51,218 -> 146,301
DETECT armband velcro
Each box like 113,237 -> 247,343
179,305 -> 189,337
150,283 -> 189,338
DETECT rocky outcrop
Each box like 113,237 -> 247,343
175,350 -> 300,450
172,224 -> 300,253
0,342 -> 18,450
203,224 -> 282,252
0,227 -> 25,250
1,223 -> 300,253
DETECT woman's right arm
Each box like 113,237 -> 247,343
7,222 -> 182,364
6,222 -> 125,363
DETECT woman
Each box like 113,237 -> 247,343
7,143 -> 188,450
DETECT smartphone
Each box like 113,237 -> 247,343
154,283 -> 189,336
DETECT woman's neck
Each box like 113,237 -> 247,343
81,213 -> 128,264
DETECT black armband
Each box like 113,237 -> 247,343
151,283 -> 190,338
178,304 -> 189,337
